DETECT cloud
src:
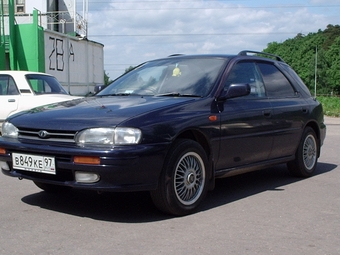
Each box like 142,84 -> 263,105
309,0 -> 339,3
85,0 -> 339,79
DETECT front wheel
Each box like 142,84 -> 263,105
287,127 -> 319,177
150,139 -> 209,216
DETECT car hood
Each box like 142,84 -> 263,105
8,96 -> 197,131
14,94 -> 81,112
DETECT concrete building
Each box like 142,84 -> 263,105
0,0 -> 104,95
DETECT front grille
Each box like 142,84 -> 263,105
18,128 -> 76,143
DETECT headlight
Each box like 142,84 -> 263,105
114,127 -> 142,145
75,127 -> 142,147
2,122 -> 19,138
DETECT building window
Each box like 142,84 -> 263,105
2,0 -> 25,14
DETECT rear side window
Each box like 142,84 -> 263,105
26,74 -> 68,95
257,63 -> 296,98
0,75 -> 20,95
279,63 -> 312,96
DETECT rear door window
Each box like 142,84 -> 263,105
257,63 -> 296,98
25,74 -> 68,95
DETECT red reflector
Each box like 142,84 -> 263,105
0,148 -> 6,154
209,115 -> 218,122
73,156 -> 100,165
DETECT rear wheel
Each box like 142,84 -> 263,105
287,127 -> 319,177
150,139 -> 209,216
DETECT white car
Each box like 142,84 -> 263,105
0,71 -> 80,134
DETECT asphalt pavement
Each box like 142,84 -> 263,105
0,116 -> 339,255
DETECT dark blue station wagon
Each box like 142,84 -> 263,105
0,51 -> 326,215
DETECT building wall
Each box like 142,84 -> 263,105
15,21 -> 45,72
44,30 -> 104,95
1,1 -> 103,95
26,0 -> 47,13
0,45 -> 5,70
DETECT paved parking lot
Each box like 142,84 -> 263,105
0,117 -> 339,255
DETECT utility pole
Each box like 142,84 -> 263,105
314,46 -> 317,97
9,0 -> 17,70
0,0 -> 6,69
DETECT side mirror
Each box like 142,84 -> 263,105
221,83 -> 251,100
94,84 -> 104,93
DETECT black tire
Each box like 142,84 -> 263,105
33,181 -> 70,193
150,139 -> 209,216
287,127 -> 319,177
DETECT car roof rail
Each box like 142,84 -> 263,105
238,50 -> 285,62
168,54 -> 184,57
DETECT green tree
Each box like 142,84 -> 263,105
104,70 -> 113,85
325,36 -> 340,94
263,24 -> 340,95
125,66 -> 134,73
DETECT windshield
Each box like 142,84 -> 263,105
97,57 -> 227,97
26,74 -> 68,95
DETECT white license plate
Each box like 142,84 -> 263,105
12,153 -> 56,175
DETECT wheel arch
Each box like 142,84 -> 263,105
176,129 -> 211,156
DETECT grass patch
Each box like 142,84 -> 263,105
317,96 -> 340,117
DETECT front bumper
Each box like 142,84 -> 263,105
0,138 -> 169,192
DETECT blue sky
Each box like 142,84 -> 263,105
82,0 -> 340,80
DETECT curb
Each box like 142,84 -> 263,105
324,116 -> 340,125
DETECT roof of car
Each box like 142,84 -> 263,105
165,50 -> 285,63
0,70 -> 54,76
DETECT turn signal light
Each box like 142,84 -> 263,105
0,148 -> 6,155
73,156 -> 100,165
209,115 -> 218,122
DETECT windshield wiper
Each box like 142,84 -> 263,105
156,92 -> 202,98
99,93 -> 132,97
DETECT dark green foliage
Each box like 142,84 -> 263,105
263,24 -> 340,95
104,70 -> 113,85
125,66 -> 135,73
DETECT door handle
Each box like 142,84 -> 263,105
262,110 -> 271,117
8,99 -> 16,102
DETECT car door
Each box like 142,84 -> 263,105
216,61 -> 273,170
256,62 -> 306,159
0,75 -> 20,124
